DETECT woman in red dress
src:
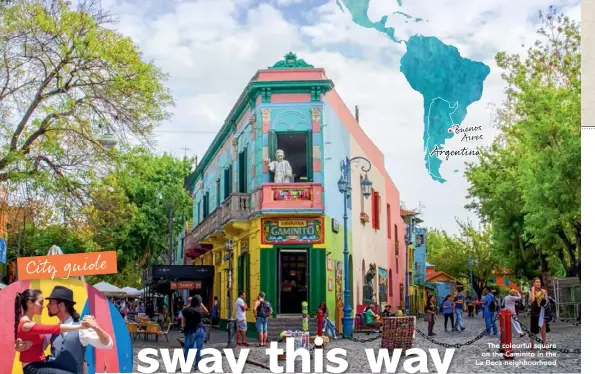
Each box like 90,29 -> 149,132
15,289 -> 87,374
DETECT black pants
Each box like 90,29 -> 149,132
427,312 -> 435,334
444,313 -> 454,330
467,305 -> 474,317
23,362 -> 74,374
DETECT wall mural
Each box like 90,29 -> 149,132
377,267 -> 388,308
363,263 -> 377,305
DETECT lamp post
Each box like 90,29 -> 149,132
337,156 -> 372,337
468,256 -> 479,297
225,238 -> 235,348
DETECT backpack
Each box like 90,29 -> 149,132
260,301 -> 272,317
488,298 -> 496,312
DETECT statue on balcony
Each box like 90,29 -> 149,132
265,149 -> 293,183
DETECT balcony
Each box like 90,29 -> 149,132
252,182 -> 324,212
184,193 -> 251,255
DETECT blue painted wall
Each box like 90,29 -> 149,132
321,100 -> 351,230
413,228 -> 427,285
435,281 -> 453,308
192,107 -> 254,228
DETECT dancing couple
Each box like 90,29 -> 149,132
14,286 -> 113,374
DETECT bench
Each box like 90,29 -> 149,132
354,304 -> 379,333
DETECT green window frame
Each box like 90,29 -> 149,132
268,130 -> 313,182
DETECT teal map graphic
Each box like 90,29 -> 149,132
337,0 -> 490,183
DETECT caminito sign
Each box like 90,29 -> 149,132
262,218 -> 324,244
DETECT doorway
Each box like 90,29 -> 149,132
278,249 -> 308,314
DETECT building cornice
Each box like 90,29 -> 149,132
185,79 -> 334,191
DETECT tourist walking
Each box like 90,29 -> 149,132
465,293 -> 474,317
442,295 -> 455,331
211,296 -> 220,327
529,278 -> 550,349
503,289 -> 525,337
235,291 -> 249,346
254,292 -> 272,347
181,295 -> 208,371
454,290 -> 466,331
425,295 -> 436,336
482,289 -> 498,336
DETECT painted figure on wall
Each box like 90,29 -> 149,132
266,149 -> 293,183
377,267 -> 388,306
363,263 -> 377,305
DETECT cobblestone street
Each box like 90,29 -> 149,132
132,316 -> 580,373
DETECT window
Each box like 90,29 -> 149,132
216,179 -> 221,206
387,204 -> 391,238
202,192 -> 209,220
238,150 -> 247,193
270,131 -> 312,182
389,269 -> 393,297
394,224 -> 399,255
371,189 -> 380,230
223,167 -> 232,199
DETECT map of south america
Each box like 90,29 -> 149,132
336,0 -> 490,182
401,35 -> 490,183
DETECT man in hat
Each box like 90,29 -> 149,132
15,285 -> 113,373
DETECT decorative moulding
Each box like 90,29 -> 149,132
268,52 -> 314,69
311,107 -> 321,122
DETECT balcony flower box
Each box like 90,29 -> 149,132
360,212 -> 370,224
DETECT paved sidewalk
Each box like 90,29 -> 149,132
132,316 -> 581,373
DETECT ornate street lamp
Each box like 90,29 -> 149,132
225,238 -> 235,348
337,156 -> 372,337
98,124 -> 117,150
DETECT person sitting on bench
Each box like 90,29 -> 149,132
364,305 -> 382,331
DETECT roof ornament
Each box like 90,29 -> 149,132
269,52 -> 314,69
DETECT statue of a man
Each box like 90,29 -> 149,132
265,149 -> 293,183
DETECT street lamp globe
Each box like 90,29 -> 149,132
225,239 -> 233,252
99,131 -> 117,150
337,175 -> 348,193
361,174 -> 372,198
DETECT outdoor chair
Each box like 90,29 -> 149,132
158,322 -> 172,342
146,323 -> 161,342
127,323 -> 140,341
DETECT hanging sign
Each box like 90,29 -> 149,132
262,217 -> 324,244
273,188 -> 312,201
178,281 -> 195,290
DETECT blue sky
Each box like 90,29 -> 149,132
101,0 -> 581,233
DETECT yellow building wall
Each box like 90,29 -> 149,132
194,217 -> 262,324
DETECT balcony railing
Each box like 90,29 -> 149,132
185,183 -> 324,255
184,193 -> 251,252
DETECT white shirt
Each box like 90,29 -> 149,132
235,298 -> 246,321
503,295 -> 522,315
43,316 -> 114,349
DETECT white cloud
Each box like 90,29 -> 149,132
102,0 -> 580,233
276,0 -> 305,6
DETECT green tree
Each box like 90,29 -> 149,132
0,0 -> 173,210
87,148 -> 193,282
426,221 -> 503,297
465,7 -> 580,282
